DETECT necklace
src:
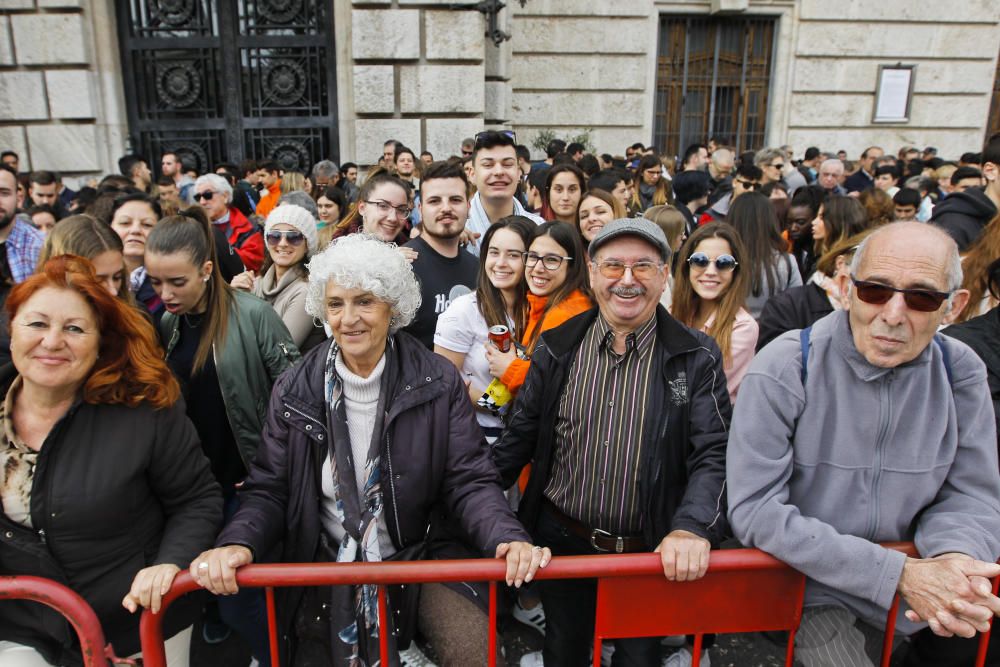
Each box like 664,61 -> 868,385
182,312 -> 204,329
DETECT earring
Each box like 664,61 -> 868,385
203,276 -> 210,283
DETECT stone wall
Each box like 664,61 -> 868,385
344,0 -> 489,164
508,1 -> 658,158
0,0 -> 126,180
781,0 -> 1000,160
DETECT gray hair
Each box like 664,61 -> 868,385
194,173 -> 233,204
754,147 -> 785,168
819,158 -> 844,175
849,222 -> 963,295
304,234 -> 421,332
311,160 -> 339,180
278,190 -> 319,219
711,148 -> 734,168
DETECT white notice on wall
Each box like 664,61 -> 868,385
874,67 -> 913,122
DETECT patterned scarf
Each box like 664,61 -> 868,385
323,337 -> 398,666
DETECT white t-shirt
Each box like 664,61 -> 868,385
434,292 -> 509,430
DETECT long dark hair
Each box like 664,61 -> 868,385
816,195 -> 868,256
541,164 -> 586,222
630,154 -> 671,209
524,221 -> 592,352
671,222 -> 749,364
727,192 -> 787,298
476,216 -> 534,338
146,213 -> 233,373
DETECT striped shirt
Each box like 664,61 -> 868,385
545,314 -> 657,534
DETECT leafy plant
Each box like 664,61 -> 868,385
530,129 -> 596,155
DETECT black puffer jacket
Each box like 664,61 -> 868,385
931,187 -> 998,251
217,333 -> 529,654
0,366 -> 222,665
492,306 -> 732,549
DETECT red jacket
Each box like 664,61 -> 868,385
222,207 -> 264,272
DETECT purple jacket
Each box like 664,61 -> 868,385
217,332 -> 529,644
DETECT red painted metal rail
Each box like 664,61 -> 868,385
135,543 -> 996,667
0,575 -> 129,667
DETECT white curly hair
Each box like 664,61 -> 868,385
305,234 -> 421,332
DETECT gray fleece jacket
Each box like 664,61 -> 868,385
727,310 -> 1000,631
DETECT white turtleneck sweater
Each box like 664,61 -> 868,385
320,353 -> 395,556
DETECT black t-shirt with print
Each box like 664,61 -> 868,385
402,235 -> 479,349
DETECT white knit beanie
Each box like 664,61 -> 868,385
265,203 -> 319,256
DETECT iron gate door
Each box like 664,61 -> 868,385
653,15 -> 776,158
116,0 -> 338,175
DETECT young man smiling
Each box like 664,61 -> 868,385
465,131 -> 544,256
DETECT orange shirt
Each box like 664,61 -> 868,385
500,289 -> 593,394
255,179 -> 282,218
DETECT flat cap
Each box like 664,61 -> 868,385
588,217 -> 669,262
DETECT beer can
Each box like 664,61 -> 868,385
488,325 -> 511,352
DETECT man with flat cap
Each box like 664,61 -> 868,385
493,218 -> 731,666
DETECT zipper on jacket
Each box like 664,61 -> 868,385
283,402 -> 324,429
214,344 -> 250,470
384,430 -> 404,547
867,372 -> 894,540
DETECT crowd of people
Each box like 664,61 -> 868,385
0,129 -> 998,667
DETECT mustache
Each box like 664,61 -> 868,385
610,286 -> 645,297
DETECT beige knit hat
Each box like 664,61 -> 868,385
265,203 -> 319,256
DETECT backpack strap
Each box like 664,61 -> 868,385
799,326 -> 812,385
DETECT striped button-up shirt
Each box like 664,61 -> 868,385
545,314 -> 658,534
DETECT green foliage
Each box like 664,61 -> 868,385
530,129 -> 596,155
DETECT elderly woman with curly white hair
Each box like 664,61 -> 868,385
192,234 -> 549,667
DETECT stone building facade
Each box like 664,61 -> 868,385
1,0 -> 998,181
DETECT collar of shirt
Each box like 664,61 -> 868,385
1,376 -> 29,452
595,313 -> 657,365
214,210 -> 231,226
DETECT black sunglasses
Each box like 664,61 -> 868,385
474,130 -> 517,150
851,276 -> 951,312
265,230 -> 306,247
735,179 -> 760,191
192,191 -> 216,202
687,252 -> 738,271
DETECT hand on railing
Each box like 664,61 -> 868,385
189,545 -> 254,595
122,564 -> 180,615
495,541 -> 551,588
654,530 -> 711,582
898,553 -> 1000,638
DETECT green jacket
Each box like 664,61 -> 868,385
161,289 -> 301,466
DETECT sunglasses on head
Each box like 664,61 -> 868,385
192,191 -> 216,202
850,277 -> 951,312
265,230 -> 306,247
687,252 -> 738,271
474,129 -> 517,150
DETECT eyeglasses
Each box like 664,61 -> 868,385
850,276 -> 951,312
687,252 -> 738,271
525,252 -> 572,270
192,191 -> 217,202
735,179 -> 760,190
595,260 -> 662,280
365,199 -> 412,219
265,230 -> 306,247
474,130 -> 517,150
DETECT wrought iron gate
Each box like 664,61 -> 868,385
653,15 -> 776,158
116,0 -> 338,175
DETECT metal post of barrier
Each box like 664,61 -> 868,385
0,575 -> 118,667
378,584 -> 389,666
265,586 -> 280,667
488,581 -> 497,667
978,572 -> 1000,665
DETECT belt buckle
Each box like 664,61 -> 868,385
590,528 -> 612,552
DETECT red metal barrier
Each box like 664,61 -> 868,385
137,546 -> 997,667
0,575 -> 130,667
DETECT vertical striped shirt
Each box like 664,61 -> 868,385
544,314 -> 658,534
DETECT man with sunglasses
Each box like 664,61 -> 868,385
728,221 -> 1000,667
466,130 -> 544,256
193,173 -> 265,271
495,218 -> 730,667
698,163 -> 762,225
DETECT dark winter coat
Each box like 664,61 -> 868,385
216,333 -> 529,654
945,307 -> 1000,436
0,366 -> 222,665
755,282 -> 834,352
492,306 -> 731,549
931,187 -> 998,252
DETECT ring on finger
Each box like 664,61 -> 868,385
198,562 -> 209,570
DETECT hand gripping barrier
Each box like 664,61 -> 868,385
137,545 -> 998,667
0,575 -> 133,667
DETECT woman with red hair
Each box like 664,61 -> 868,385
0,255 -> 221,666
